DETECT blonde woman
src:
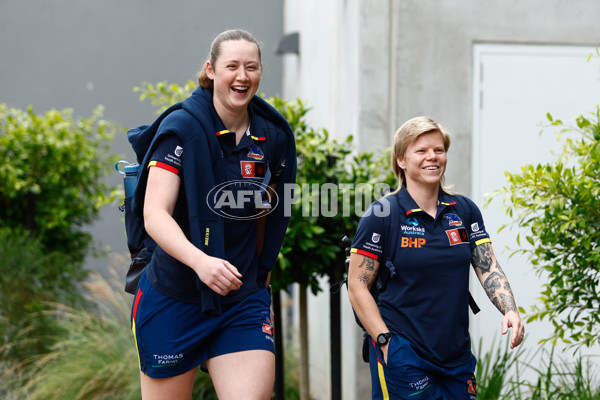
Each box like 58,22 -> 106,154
348,116 -> 523,399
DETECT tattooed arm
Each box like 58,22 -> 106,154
472,242 -> 525,348
347,253 -> 391,359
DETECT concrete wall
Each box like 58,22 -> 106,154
0,0 -> 284,272
283,0 -> 600,398
391,0 -> 600,194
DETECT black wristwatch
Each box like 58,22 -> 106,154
376,332 -> 391,347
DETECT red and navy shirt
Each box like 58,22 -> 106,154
351,189 -> 490,367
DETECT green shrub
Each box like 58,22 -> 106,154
0,104 -> 119,264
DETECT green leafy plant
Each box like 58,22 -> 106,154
0,104 -> 119,264
134,80 -> 197,114
488,106 -> 600,350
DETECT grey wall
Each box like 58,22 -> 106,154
389,0 -> 600,194
0,0 -> 284,272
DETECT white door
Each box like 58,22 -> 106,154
471,44 -> 600,373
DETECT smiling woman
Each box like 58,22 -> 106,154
204,39 -> 263,136
129,29 -> 296,400
347,116 -> 524,400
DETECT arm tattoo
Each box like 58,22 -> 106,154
484,271 -> 517,314
474,243 -> 519,315
355,256 -> 377,287
358,256 -> 375,271
358,272 -> 370,285
483,272 -> 502,299
503,280 -> 515,298
500,293 -> 517,314
472,244 -> 493,274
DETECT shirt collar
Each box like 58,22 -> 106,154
399,187 -> 456,216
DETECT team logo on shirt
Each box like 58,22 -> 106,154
444,213 -> 463,227
371,233 -> 381,243
446,228 -> 469,245
240,161 -> 266,178
471,222 -> 480,232
247,144 -> 264,160
174,145 -> 183,157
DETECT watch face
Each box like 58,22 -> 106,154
378,333 -> 390,345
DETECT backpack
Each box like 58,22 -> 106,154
337,192 -> 480,362
116,103 -> 193,295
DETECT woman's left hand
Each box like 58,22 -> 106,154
502,310 -> 525,349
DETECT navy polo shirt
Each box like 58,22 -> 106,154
351,189 -> 491,367
148,119 -> 284,306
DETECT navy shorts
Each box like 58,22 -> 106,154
131,271 -> 274,379
369,335 -> 477,400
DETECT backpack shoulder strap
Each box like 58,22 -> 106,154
375,193 -> 400,292
382,194 -> 399,267
449,194 -> 481,315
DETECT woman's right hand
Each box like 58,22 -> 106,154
192,255 -> 243,296
381,342 -> 389,364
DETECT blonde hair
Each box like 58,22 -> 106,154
391,116 -> 452,193
196,29 -> 262,91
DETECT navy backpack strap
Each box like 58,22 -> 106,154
453,194 -> 481,315
376,193 -> 400,293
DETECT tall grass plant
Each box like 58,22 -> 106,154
474,336 -> 600,399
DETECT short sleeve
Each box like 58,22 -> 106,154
148,134 -> 183,176
350,201 -> 387,261
463,197 -> 491,249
